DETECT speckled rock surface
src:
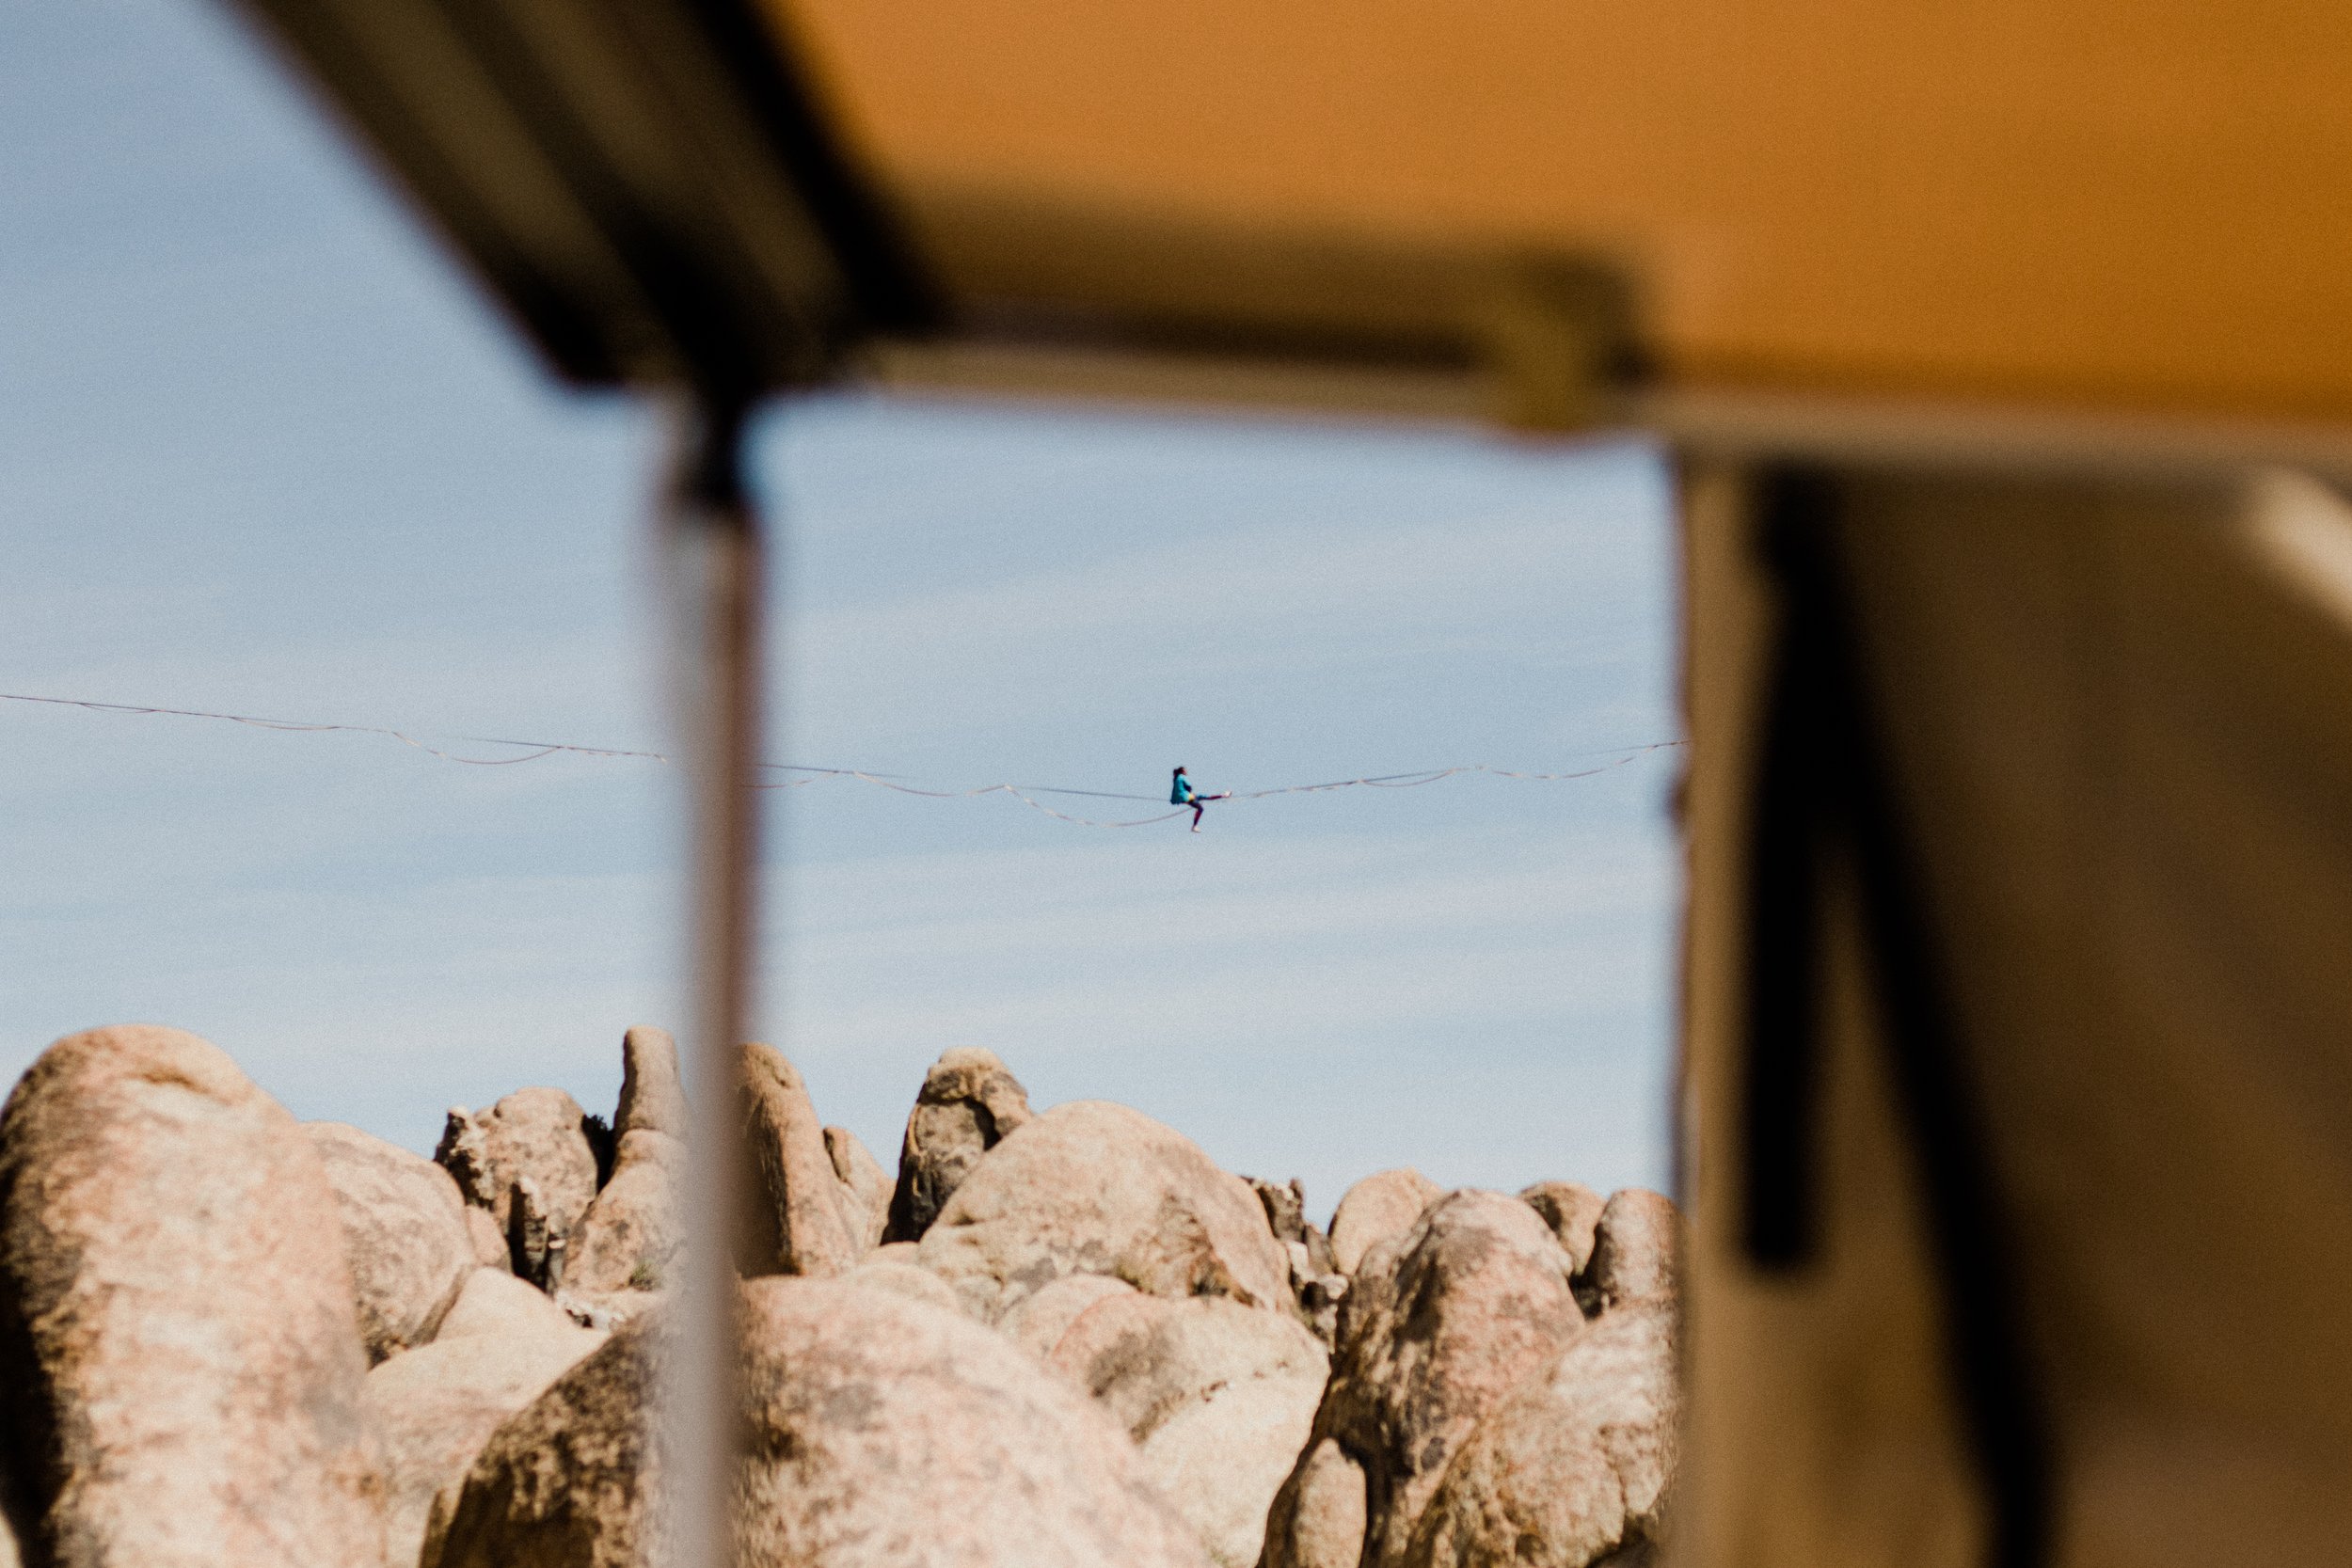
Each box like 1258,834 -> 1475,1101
738,1043 -> 859,1278
309,1120 -> 476,1363
435,1087 -> 600,1272
1047,1291 -> 1328,1566
364,1280 -> 604,1568
1001,1272 -> 1138,1362
1266,1190 -> 1583,1568
826,1124 -> 891,1252
0,1025 -> 386,1568
425,1277 -> 1215,1568
916,1100 -> 1290,1323
420,1297 -> 661,1568
566,1129 -> 684,1294
1583,1190 -> 1684,1312
883,1047 -> 1034,1243
1404,1300 -> 1680,1568
1519,1180 -> 1609,1276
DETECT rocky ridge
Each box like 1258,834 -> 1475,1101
0,1024 -> 1682,1568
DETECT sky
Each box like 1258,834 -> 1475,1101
0,0 -> 1685,1214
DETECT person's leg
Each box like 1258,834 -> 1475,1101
1191,800 -> 1204,831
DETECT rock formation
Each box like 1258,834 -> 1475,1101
1262,1439 -> 1370,1568
0,1022 -> 1684,1568
1251,1175 -> 1348,1343
434,1086 -> 600,1275
1252,1176 -> 1339,1274
883,1046 -> 1035,1242
613,1024 -> 687,1140
1520,1179 -> 1608,1275
1253,1175 -> 1310,1243
1265,1189 -> 1586,1568
1002,1273 -> 1140,1361
825,1124 -> 891,1251
1327,1166 -> 1443,1275
363,1268 -> 606,1568
737,1277 -> 1216,1568
1045,1291 -> 1328,1567
1403,1299 -> 1680,1568
309,1120 -> 478,1364
1583,1188 -> 1684,1312
0,1026 -> 386,1567
420,1291 -> 664,1568
426,1278 -> 1214,1568
916,1100 -> 1292,1323
737,1042 -> 860,1277
565,1128 -> 685,1294
508,1174 -> 561,1290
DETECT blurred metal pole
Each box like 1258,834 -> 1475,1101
659,394 -> 762,1568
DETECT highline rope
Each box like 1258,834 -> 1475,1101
0,689 -> 1680,829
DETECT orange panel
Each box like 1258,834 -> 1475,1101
782,0 -> 2352,423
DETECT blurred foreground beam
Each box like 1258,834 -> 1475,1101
658,401 -> 762,1568
860,186 -> 1638,434
228,0 -> 935,394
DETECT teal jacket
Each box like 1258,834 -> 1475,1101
1171,773 -> 1196,805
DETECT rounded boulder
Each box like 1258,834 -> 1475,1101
1519,1180 -> 1609,1277
1268,1189 -> 1583,1567
1327,1167 -> 1444,1275
565,1129 -> 684,1294
883,1046 -> 1035,1243
916,1100 -> 1290,1323
308,1120 -> 476,1363
1584,1189 -> 1685,1312
435,1086 -> 600,1267
363,1272 -> 605,1568
0,1026 -> 385,1567
1404,1299 -> 1680,1568
1047,1291 -> 1330,1567
426,1277 -> 1214,1568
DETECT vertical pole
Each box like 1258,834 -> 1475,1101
659,393 -> 762,1568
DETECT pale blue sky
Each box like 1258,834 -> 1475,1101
1,0 -> 1684,1213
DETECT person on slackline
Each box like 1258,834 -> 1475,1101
1170,766 -> 1230,832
